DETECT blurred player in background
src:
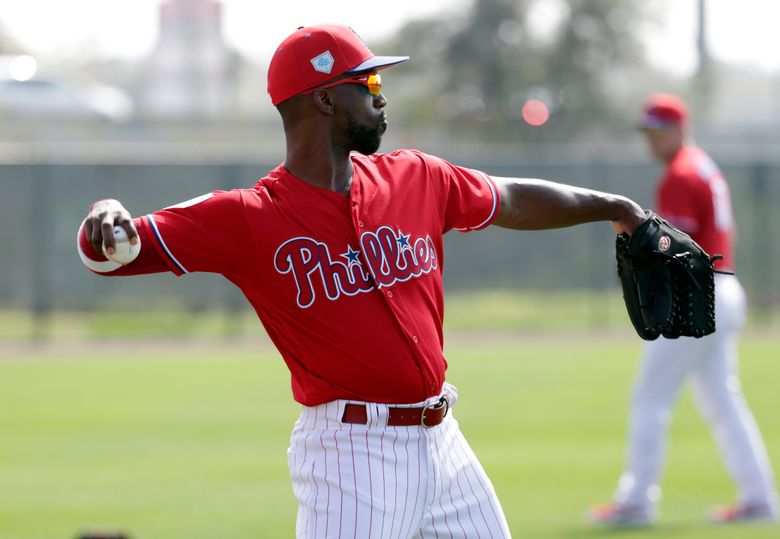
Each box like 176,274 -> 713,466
77,24 -> 651,538
589,93 -> 778,526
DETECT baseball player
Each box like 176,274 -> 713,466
78,24 -> 647,538
589,93 -> 778,526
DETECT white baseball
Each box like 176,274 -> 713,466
103,225 -> 141,265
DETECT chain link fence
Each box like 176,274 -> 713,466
1,152 -> 777,338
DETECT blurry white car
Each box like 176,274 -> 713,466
0,78 -> 133,121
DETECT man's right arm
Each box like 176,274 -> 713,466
78,190 -> 253,278
77,198 -> 170,276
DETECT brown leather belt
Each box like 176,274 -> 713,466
341,397 -> 449,428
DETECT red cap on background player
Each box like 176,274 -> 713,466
267,24 -> 410,106
638,93 -> 689,129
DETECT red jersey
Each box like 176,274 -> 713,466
656,145 -> 734,271
79,149 -> 500,406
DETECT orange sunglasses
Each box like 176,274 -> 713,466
303,72 -> 382,96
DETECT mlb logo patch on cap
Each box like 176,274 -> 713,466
310,51 -> 335,74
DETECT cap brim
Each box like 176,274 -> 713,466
345,56 -> 410,74
637,117 -> 675,130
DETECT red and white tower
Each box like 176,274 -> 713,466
141,0 -> 236,118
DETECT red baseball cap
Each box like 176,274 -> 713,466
267,24 -> 409,106
638,93 -> 689,128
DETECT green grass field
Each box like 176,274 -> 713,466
1,333 -> 779,539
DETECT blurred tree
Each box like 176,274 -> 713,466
382,0 -> 652,142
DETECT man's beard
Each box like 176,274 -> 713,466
346,111 -> 383,155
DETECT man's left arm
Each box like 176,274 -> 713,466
490,176 -> 646,236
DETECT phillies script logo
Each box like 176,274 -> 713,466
274,226 -> 438,308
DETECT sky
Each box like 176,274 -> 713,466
0,0 -> 467,63
2,0 -> 780,75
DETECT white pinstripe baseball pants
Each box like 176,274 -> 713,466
615,274 -> 777,509
287,384 -> 511,538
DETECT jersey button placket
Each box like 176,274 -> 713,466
386,290 -> 393,298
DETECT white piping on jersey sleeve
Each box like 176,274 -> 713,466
164,193 -> 214,210
455,170 -> 500,232
146,214 -> 189,274
77,220 -> 122,273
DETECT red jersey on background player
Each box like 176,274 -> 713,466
79,25 -> 648,538
589,94 -> 778,527
657,139 -> 734,272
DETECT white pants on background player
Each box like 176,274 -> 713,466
615,274 -> 778,511
287,384 -> 511,539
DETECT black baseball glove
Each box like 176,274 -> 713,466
616,211 -> 721,340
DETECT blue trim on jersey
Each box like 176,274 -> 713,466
455,171 -> 499,232
146,214 -> 188,274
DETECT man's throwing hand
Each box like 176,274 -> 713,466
84,199 -> 139,262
